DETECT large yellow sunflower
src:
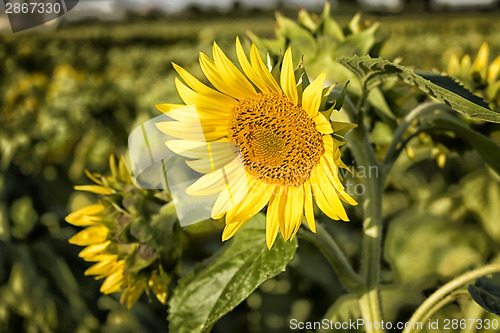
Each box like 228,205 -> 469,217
156,38 -> 357,248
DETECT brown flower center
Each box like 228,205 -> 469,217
228,93 -> 324,186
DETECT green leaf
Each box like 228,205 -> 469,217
418,72 -> 490,109
339,55 -> 500,123
168,213 -> 297,333
468,276 -> 500,315
325,81 -> 349,112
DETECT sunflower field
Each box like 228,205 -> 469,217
2,3 -> 500,333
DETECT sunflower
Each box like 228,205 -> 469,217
156,38 -> 357,248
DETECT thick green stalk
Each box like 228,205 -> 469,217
348,125 -> 384,333
298,225 -> 363,293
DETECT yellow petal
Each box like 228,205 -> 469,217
73,185 -> 115,195
69,225 -> 109,246
84,255 -> 118,276
460,55 -> 472,73
185,153 -> 236,174
280,48 -> 298,105
488,55 -> 500,83
320,156 -> 357,206
174,77 -> 236,117
173,62 -> 234,100
156,119 -> 227,142
235,37 -> 270,94
471,42 -> 489,80
186,157 -> 244,196
250,43 -> 281,94
100,261 -> 125,294
155,103 -> 185,114
65,203 -> 104,226
303,181 -> 316,233
212,42 -> 257,99
313,113 -> 333,134
230,181 -> 275,223
313,164 -> 349,221
166,139 -> 233,159
266,186 -> 284,249
78,240 -> 111,261
211,170 -> 249,218
121,280 -> 146,309
302,72 -> 326,117
161,104 -> 225,122
448,54 -> 460,76
166,139 -> 237,174
222,220 -> 247,241
284,186 -> 304,241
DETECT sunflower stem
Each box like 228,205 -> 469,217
402,263 -> 500,333
347,124 -> 384,333
298,225 -> 363,293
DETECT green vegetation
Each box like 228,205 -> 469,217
1,8 -> 500,333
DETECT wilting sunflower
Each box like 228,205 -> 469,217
157,38 -> 357,248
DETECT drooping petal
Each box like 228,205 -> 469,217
266,186 -> 284,249
313,162 -> 349,221
303,181 -> 316,233
284,185 -> 304,241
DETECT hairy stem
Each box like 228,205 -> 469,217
348,125 -> 384,332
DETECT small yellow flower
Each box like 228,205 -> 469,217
156,38 -> 357,249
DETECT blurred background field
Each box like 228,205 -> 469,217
1,1 -> 500,332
